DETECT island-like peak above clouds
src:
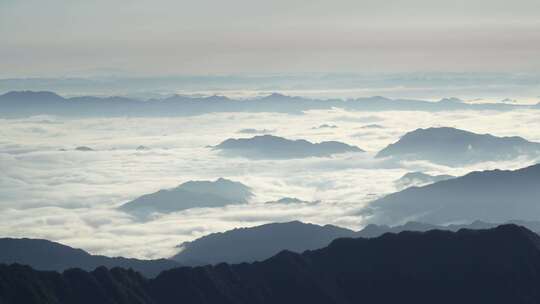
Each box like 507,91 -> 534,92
213,135 -> 364,159
119,178 -> 252,218
368,163 -> 540,225
376,127 -> 540,166
394,171 -> 455,190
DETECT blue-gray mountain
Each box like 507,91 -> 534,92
394,171 -> 455,190
368,163 -> 540,225
213,135 -> 363,159
376,127 -> 540,165
0,91 -> 531,118
171,219 -> 540,266
3,220 -> 540,273
119,178 -> 252,218
3,225 -> 540,304
0,238 -> 178,278
171,221 -> 356,265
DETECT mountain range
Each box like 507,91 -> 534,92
119,178 -> 252,218
171,221 -> 356,265
376,127 -> 540,165
4,218 -> 540,273
0,91 -> 532,118
0,238 -> 179,278
171,219 -> 540,266
3,225 -> 540,303
213,135 -> 363,159
368,162 -> 540,224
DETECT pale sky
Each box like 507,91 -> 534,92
1,0 -> 539,77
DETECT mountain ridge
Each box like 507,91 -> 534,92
3,224 -> 540,304
0,90 -> 532,118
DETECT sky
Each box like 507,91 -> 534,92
1,0 -> 540,77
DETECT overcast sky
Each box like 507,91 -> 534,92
1,0 -> 539,77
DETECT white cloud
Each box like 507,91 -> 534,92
1,108 -> 540,258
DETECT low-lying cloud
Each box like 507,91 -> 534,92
1,108 -> 539,258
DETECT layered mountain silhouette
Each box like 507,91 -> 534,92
171,219 -> 540,266
4,220 -> 540,276
213,135 -> 363,159
119,178 -> 252,218
394,171 -> 455,190
4,225 -> 540,303
368,163 -> 540,224
376,127 -> 540,165
0,91 -> 530,118
171,221 -> 356,265
0,238 -> 178,278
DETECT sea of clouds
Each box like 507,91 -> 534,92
1,108 -> 539,259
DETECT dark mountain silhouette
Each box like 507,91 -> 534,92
356,220 -> 499,238
0,90 -> 531,118
74,146 -> 94,152
213,135 -> 363,159
394,171 -> 455,190
4,225 -> 540,303
119,178 -> 252,217
171,221 -> 356,265
368,163 -> 540,225
0,238 -> 178,278
376,127 -> 540,165
170,219 -> 540,266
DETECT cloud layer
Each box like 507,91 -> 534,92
1,108 -> 539,258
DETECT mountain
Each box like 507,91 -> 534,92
356,220 -> 498,238
312,124 -> 337,129
74,146 -> 94,152
171,221 -> 356,265
237,128 -> 274,134
394,171 -> 455,190
376,127 -> 540,165
264,197 -> 319,205
368,163 -> 540,225
4,225 -> 540,304
0,238 -> 179,278
119,178 -> 252,217
213,135 -> 364,159
0,91 -> 531,118
171,218 -> 540,266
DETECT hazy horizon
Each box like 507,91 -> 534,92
2,0 -> 540,77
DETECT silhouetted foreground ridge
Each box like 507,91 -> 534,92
2,225 -> 540,304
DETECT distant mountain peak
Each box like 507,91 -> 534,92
438,97 -> 463,103
370,162 -> 540,225
119,178 -> 252,217
214,135 -> 363,159
376,127 -> 540,165
1,90 -> 64,100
